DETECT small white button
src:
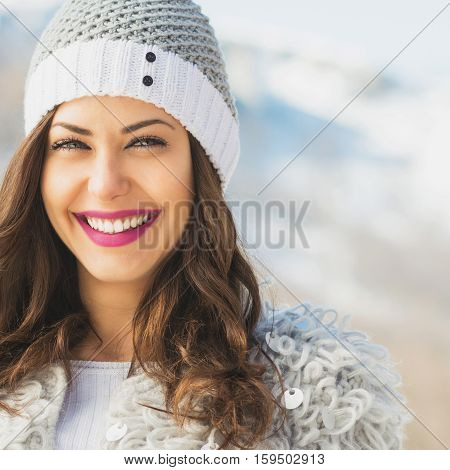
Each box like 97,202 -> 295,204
201,442 -> 219,450
106,422 -> 128,442
265,332 -> 279,352
283,387 -> 304,409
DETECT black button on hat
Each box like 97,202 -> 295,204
143,75 -> 153,86
146,52 -> 156,62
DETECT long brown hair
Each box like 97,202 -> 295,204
0,105 -> 288,449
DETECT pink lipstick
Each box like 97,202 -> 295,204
73,209 -> 161,248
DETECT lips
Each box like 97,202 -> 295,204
73,209 -> 161,248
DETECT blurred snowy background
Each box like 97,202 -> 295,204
1,0 -> 449,449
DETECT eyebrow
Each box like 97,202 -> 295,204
50,119 -> 176,135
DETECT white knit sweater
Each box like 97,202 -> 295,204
0,301 -> 413,450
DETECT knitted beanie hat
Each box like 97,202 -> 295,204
23,0 -> 240,192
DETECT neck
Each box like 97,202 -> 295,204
73,264 -> 152,362
70,337 -> 134,362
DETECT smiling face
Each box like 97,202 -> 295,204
41,95 -> 194,288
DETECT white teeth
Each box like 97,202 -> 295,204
85,214 -> 153,233
103,220 -> 114,234
113,219 -> 124,233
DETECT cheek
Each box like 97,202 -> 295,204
40,160 -> 76,221
143,154 -> 194,249
155,140 -> 194,190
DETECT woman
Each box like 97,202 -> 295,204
0,0 -> 411,450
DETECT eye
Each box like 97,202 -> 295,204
49,135 -> 168,152
127,135 -> 168,150
50,136 -> 89,152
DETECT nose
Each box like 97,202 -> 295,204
87,152 -> 130,201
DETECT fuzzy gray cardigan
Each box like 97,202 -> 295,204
0,301 -> 413,450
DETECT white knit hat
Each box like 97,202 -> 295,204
23,0 -> 240,192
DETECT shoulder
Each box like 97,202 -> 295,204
251,300 -> 413,450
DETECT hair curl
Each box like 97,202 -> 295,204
0,106 -> 288,450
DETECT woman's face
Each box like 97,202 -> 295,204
41,95 -> 194,286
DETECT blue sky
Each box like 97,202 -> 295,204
197,0 -> 450,88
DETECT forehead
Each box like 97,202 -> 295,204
51,95 -> 180,129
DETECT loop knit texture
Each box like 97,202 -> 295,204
0,301 -> 413,450
23,0 -> 240,191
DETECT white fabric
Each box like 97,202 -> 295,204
23,39 -> 240,192
55,360 -> 131,450
0,300 -> 413,450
